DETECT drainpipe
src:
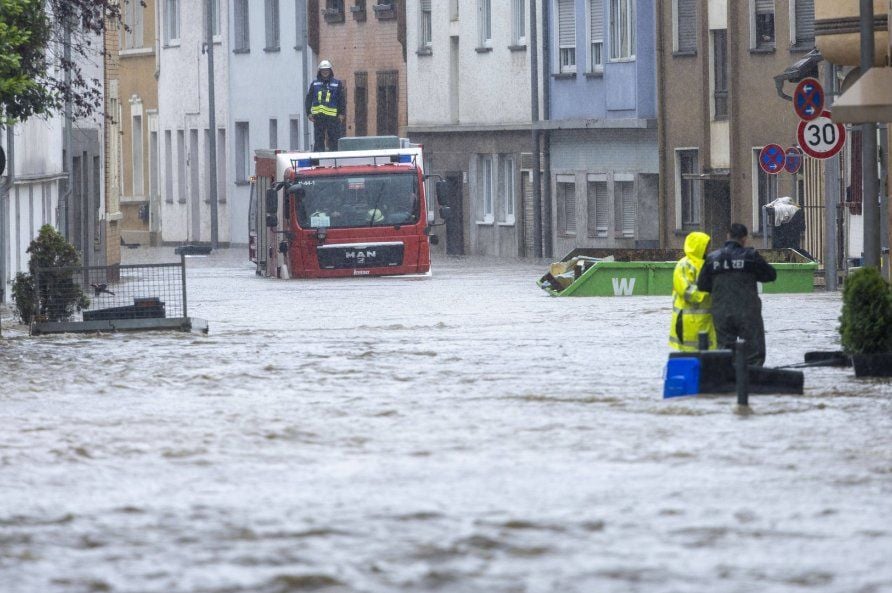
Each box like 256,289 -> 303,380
530,0 -> 542,257
542,0 -> 553,258
861,0 -> 880,267
656,0 -> 667,247
63,17 -> 73,243
206,0 -> 219,249
0,127 -> 13,304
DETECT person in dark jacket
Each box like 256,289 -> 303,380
697,223 -> 777,366
305,60 -> 347,152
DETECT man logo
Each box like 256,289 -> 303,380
611,277 -> 636,296
345,250 -> 376,265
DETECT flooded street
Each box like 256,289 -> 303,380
1,249 -> 890,593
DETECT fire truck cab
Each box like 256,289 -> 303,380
250,137 -> 439,279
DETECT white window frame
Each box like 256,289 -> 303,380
675,148 -> 700,230
750,0 -> 776,50
511,0 -> 526,46
614,173 -> 635,238
164,0 -> 180,46
586,173 -> 609,238
609,0 -> 635,61
752,147 -> 778,234
420,0 -> 433,49
477,154 -> 494,224
131,105 -> 144,198
556,174 -> 577,236
557,0 -> 577,73
672,0 -> 696,54
587,0 -> 604,73
236,122 -> 250,183
498,155 -> 516,225
477,0 -> 492,48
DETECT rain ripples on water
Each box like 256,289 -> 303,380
1,249 -> 891,593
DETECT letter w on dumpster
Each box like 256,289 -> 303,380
611,277 -> 636,296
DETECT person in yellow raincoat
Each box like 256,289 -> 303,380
669,231 -> 716,351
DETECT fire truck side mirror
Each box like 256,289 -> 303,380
435,180 -> 450,205
265,188 -> 278,214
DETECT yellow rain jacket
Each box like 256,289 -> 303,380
669,231 -> 716,351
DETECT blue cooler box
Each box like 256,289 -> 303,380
663,357 -> 701,398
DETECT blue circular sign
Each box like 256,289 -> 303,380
759,144 -> 785,174
793,78 -> 824,121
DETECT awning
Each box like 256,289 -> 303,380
832,66 -> 892,123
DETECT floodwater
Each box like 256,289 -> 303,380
1,249 -> 890,593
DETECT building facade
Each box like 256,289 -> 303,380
229,0 -> 312,244
406,0 -> 542,257
546,0 -> 660,257
658,0 -> 824,254
157,0 -> 231,244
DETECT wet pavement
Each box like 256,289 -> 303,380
1,248 -> 890,593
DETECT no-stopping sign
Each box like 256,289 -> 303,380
797,111 -> 846,159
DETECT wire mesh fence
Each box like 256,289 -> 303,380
34,256 -> 187,324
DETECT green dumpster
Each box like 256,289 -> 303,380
538,248 -> 818,297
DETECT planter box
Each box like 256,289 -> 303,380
852,353 -> 892,377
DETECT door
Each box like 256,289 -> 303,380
444,172 -> 464,255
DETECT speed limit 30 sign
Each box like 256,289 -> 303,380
797,110 -> 846,159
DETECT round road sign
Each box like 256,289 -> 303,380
784,146 -> 803,174
758,144 -> 785,174
793,78 -> 824,121
797,111 -> 846,159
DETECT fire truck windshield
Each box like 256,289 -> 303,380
292,172 -> 420,229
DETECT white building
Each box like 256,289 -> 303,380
227,0 -> 312,244
157,0 -> 231,244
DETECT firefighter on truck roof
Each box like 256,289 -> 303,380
305,60 -> 347,152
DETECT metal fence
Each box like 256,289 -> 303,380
34,255 -> 187,324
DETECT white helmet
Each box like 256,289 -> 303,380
318,60 -> 332,70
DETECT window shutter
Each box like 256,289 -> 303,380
677,0 -> 695,52
595,182 -> 608,234
590,0 -> 603,41
795,0 -> 814,44
621,182 -> 635,236
558,0 -> 575,46
755,0 -> 773,14
421,0 -> 431,10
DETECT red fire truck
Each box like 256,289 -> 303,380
249,137 -> 440,278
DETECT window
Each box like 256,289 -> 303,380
450,0 -> 459,21
674,0 -> 696,53
164,0 -> 180,45
790,0 -> 814,48
236,122 -> 250,183
290,118 -> 301,150
149,115 -> 158,202
420,0 -> 432,49
269,119 -> 278,149
712,29 -> 728,119
265,0 -> 280,51
295,0 -> 307,47
478,155 -> 494,223
557,0 -> 576,73
557,175 -> 577,235
177,130 -> 186,203
498,155 -> 516,224
589,0 -> 604,72
217,129 -> 227,200
752,0 -> 775,50
355,72 -> 368,136
325,0 -> 345,22
123,0 -> 144,49
164,130 -> 173,203
376,71 -> 398,136
754,148 -> 778,232
512,0 -> 525,46
478,0 -> 492,47
677,150 -> 700,228
609,0 -> 635,60
234,0 -> 250,51
207,0 -> 220,37
615,176 -> 635,237
132,114 -> 144,196
586,174 -> 608,237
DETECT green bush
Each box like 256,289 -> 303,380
10,224 -> 89,323
839,267 -> 892,354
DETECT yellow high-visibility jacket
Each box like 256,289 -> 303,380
669,231 -> 716,351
